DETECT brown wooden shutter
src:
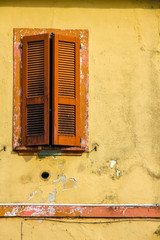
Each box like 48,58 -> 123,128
52,34 -> 80,146
22,34 -> 50,146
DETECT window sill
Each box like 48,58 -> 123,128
15,146 -> 86,156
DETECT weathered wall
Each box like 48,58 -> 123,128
0,0 -> 160,205
1,0 -> 160,239
0,218 -> 160,240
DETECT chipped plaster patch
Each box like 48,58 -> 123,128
116,170 -> 121,178
27,187 -> 43,202
52,174 -> 78,191
51,175 -> 60,184
27,189 -> 38,201
58,163 -> 64,166
48,206 -> 55,215
48,189 -> 57,203
4,206 -> 20,217
61,175 -> 66,183
63,178 -> 77,190
110,160 -> 117,168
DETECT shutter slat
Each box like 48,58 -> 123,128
28,75 -> 44,78
58,38 -> 75,99
58,104 -> 75,136
26,104 -> 44,136
27,39 -> 45,97
59,55 -> 75,59
22,34 -> 50,146
28,60 -> 44,64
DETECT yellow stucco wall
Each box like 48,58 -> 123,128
0,0 -> 160,204
0,0 -> 160,239
0,218 -> 160,240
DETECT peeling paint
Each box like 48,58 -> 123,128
1,205 -> 160,218
48,189 -> 57,203
61,175 -> 66,183
51,175 -> 60,184
110,160 -> 117,168
63,178 -> 77,190
58,163 -> 64,166
27,187 -> 43,202
51,174 -> 77,191
116,170 -> 121,178
27,189 -> 38,201
60,175 -> 77,190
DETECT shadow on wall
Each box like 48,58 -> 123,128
0,0 -> 159,8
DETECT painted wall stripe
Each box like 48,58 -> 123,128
0,205 -> 160,218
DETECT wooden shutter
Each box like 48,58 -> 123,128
22,34 -> 50,146
52,34 -> 80,146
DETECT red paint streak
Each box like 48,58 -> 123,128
1,205 -> 160,218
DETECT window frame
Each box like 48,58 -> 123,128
13,28 -> 89,156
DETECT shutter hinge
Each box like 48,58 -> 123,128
50,32 -> 54,38
19,42 -> 23,49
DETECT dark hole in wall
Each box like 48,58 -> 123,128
41,171 -> 50,180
